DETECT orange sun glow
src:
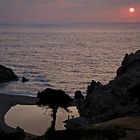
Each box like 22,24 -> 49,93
129,7 -> 135,13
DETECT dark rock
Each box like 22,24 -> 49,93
22,77 -> 29,83
116,50 -> 140,77
16,127 -> 25,136
69,50 -> 140,128
128,83 -> 140,108
86,80 -> 103,95
64,117 -> 89,130
74,90 -> 84,100
0,65 -> 18,83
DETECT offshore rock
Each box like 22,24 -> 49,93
0,65 -> 18,83
22,77 -> 29,83
67,50 -> 140,129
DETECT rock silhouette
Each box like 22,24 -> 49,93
0,65 -> 18,83
66,50 -> 140,129
21,77 -> 29,83
128,83 -> 140,109
74,90 -> 84,100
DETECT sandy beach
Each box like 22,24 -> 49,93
0,93 -> 38,133
0,93 -> 79,136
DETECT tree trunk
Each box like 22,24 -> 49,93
51,106 -> 58,130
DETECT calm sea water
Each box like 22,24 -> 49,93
0,23 -> 140,96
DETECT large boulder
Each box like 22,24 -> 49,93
0,65 -> 18,83
71,50 -> 140,128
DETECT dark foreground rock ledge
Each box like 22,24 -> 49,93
66,50 -> 140,129
0,65 -> 18,83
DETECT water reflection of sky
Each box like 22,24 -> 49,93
1,24 -> 140,97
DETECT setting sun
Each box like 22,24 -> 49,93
129,7 -> 135,13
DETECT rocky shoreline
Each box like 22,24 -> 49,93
66,50 -> 140,129
1,50 -> 140,139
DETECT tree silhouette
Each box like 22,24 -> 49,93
36,88 -> 73,130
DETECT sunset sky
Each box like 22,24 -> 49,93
0,0 -> 140,24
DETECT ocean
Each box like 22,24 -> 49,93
0,23 -> 140,96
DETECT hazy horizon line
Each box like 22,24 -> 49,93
0,21 -> 140,26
